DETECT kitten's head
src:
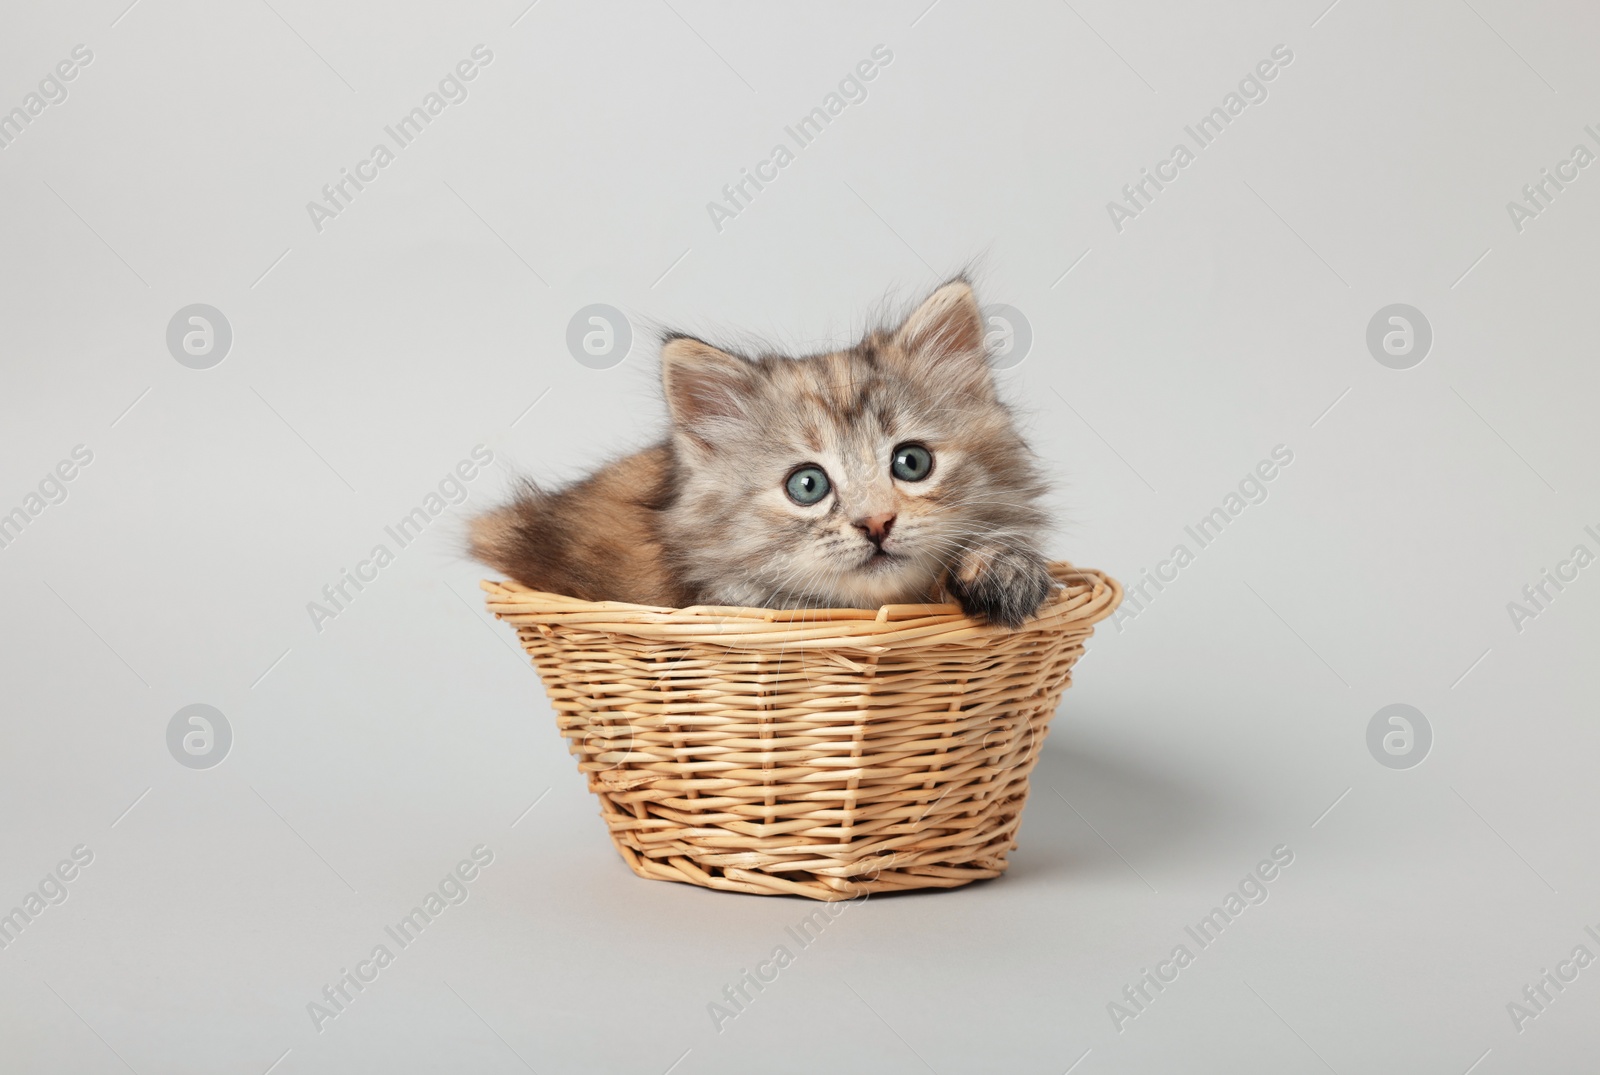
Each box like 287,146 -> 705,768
659,279 -> 1049,611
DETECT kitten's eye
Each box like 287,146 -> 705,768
891,443 -> 934,482
784,465 -> 831,505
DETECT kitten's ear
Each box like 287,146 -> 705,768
891,279 -> 994,398
660,336 -> 756,447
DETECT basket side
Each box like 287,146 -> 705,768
496,573 -> 1117,900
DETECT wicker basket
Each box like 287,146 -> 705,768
482,562 -> 1121,901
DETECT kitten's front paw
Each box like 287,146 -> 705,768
945,544 -> 1055,629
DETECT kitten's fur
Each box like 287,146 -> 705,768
470,279 -> 1054,627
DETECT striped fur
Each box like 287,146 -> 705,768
470,279 -> 1054,627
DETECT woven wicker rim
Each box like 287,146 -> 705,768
480,563 -> 1122,652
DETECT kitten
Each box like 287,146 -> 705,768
470,278 -> 1055,628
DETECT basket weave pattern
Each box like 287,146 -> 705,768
483,562 -> 1120,900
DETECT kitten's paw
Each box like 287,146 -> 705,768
946,545 -> 1055,629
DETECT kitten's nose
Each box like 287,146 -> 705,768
853,512 -> 897,546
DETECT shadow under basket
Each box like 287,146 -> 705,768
482,562 -> 1122,901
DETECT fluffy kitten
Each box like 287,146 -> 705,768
470,279 -> 1054,627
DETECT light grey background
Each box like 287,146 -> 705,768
2,0 -> 1597,1072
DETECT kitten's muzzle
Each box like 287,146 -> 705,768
852,512 -> 897,548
